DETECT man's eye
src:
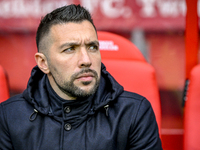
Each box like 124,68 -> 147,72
89,45 -> 98,51
64,47 -> 75,53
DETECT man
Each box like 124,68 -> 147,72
0,4 -> 162,150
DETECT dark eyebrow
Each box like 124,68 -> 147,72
86,41 -> 99,46
59,40 -> 99,50
59,42 -> 80,50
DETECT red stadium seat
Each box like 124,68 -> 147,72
0,65 -> 10,103
98,31 -> 161,132
184,64 -> 200,150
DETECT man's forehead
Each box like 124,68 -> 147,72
49,21 -> 97,43
50,21 -> 96,35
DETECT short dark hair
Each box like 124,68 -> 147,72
36,4 -> 96,52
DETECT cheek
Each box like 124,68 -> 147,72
50,61 -> 72,79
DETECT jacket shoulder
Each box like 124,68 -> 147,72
115,91 -> 153,118
118,91 -> 149,104
1,93 -> 25,106
120,91 -> 145,99
0,93 -> 29,115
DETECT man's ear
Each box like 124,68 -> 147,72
35,52 -> 50,74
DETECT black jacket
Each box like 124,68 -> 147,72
0,64 -> 162,150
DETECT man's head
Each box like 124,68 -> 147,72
35,4 -> 101,100
36,4 -> 96,54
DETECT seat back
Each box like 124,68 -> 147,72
0,65 -> 10,103
184,64 -> 200,150
98,31 -> 161,131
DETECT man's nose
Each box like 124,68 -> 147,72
78,47 -> 92,68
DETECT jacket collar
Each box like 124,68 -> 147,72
23,63 -> 124,116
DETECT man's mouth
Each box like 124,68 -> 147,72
76,73 -> 94,82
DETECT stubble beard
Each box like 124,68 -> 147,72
52,68 -> 100,99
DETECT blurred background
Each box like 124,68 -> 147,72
0,0 -> 199,149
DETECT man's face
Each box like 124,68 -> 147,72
44,21 -> 101,100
